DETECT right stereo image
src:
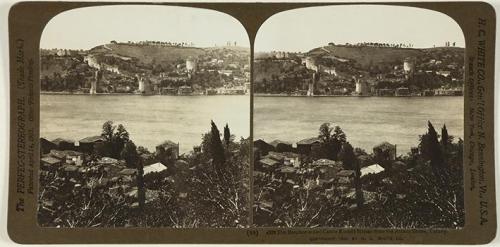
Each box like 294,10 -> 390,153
252,5 -> 465,228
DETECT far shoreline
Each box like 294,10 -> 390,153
40,91 -> 249,96
254,94 -> 464,98
40,92 -> 464,98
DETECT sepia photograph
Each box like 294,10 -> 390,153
252,5 -> 465,228
38,5 -> 251,228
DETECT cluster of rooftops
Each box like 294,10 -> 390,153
254,137 -> 391,184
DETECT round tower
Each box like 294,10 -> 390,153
136,74 -> 147,93
403,57 -> 416,76
305,57 -> 318,72
186,57 -> 197,73
355,78 -> 369,96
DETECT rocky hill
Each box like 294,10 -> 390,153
308,45 -> 423,68
254,44 -> 465,95
40,42 -> 250,93
89,43 -> 205,66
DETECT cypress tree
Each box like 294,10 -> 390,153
137,159 -> 145,211
101,121 -> 115,142
441,124 -> 449,148
113,124 -> 129,158
340,142 -> 363,208
210,121 -> 225,171
420,121 -> 444,173
441,124 -> 450,166
224,123 -> 231,146
318,123 -> 332,142
121,140 -> 145,210
332,126 -> 346,160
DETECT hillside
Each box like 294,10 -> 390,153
204,45 -> 250,52
89,43 -> 206,66
307,45 -> 465,69
40,42 -> 251,94
308,45 -> 424,68
254,44 -> 465,95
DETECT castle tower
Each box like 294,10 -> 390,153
90,70 -> 99,94
186,57 -> 197,74
136,74 -> 153,95
355,78 -> 369,96
307,73 -> 316,96
403,57 -> 416,79
305,57 -> 318,72
137,75 -> 145,92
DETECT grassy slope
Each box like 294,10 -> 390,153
89,43 -> 206,65
254,46 -> 465,82
204,45 -> 250,52
309,45 -> 424,68
254,60 -> 284,82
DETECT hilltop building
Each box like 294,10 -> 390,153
274,51 -> 289,59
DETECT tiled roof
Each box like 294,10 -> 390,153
41,156 -> 61,165
361,164 -> 385,177
79,135 -> 106,143
144,162 -> 167,175
297,137 -> 321,145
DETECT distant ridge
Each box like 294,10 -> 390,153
307,45 -> 464,68
89,43 -> 206,65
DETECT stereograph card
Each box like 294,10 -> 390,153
7,1 -> 497,244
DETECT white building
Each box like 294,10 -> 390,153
360,164 -> 385,177
144,162 -> 168,175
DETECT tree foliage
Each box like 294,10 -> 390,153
98,121 -> 130,158
419,121 -> 445,174
39,121 -> 250,227
316,123 -> 347,160
209,121 -> 226,171
224,123 -> 231,146
254,122 -> 464,228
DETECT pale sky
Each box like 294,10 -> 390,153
256,5 -> 465,52
41,5 -> 250,50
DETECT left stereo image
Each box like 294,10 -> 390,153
38,5 -> 251,228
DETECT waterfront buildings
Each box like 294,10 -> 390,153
395,87 -> 410,96
434,87 -> 464,96
178,85 -> 194,95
